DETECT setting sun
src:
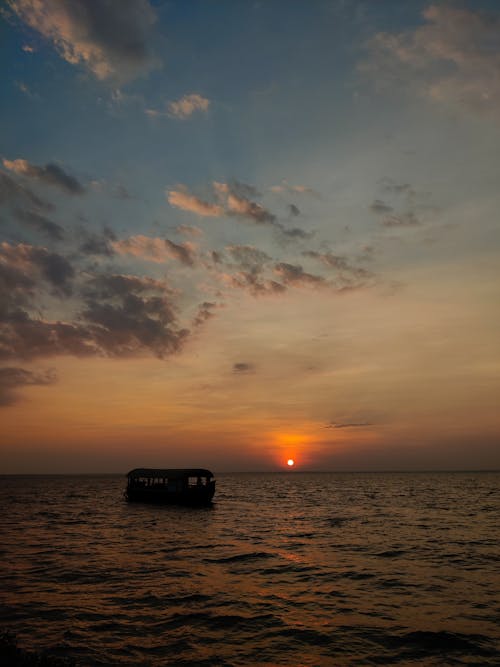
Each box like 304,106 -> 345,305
287,459 -> 295,467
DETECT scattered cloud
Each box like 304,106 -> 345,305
226,245 -> 271,271
3,158 -> 85,195
302,250 -> 373,289
168,94 -> 210,119
7,0 -> 158,83
214,181 -> 276,226
0,366 -> 57,406
364,4 -> 500,120
112,235 -> 196,265
274,262 -> 326,288
167,187 -> 224,217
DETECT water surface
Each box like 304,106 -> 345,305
1,472 -> 499,665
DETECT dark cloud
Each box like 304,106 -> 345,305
226,245 -> 271,271
370,199 -> 394,215
278,225 -> 314,241
0,366 -> 57,406
233,362 -> 255,374
0,170 -> 53,211
164,239 -> 195,266
193,301 -> 217,327
274,262 -> 326,288
83,273 -> 173,300
8,0 -> 158,83
225,271 -> 286,297
0,241 -> 188,361
3,159 -> 85,195
0,242 -> 74,296
325,421 -> 373,429
78,227 -> 116,256
379,180 -> 415,197
14,208 -> 65,240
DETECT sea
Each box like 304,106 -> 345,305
0,472 -> 499,666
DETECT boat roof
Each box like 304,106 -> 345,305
127,468 -> 214,479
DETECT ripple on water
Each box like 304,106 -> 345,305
1,472 -> 499,666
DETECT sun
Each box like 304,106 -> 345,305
287,459 -> 295,467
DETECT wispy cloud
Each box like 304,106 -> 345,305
14,208 -> 65,240
364,4 -> 500,120
325,421 -> 373,429
3,158 -> 84,195
0,170 -> 53,211
167,187 -> 224,217
233,362 -> 255,374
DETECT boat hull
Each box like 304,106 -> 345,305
125,483 -> 215,506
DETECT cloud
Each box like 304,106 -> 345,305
325,421 -> 373,429
168,94 -> 210,119
78,227 -> 116,256
112,235 -> 196,265
370,199 -> 393,215
14,208 -> 65,240
302,251 -> 373,290
167,188 -> 224,217
233,362 -> 255,374
364,4 -> 500,120
193,301 -> 217,327
226,245 -> 271,271
270,181 -> 319,196
214,181 -> 276,226
0,366 -> 57,406
221,271 -> 286,297
225,192 -> 276,225
3,158 -> 85,195
0,170 -> 53,211
274,262 -> 326,288
277,224 -> 314,242
168,181 -> 278,227
7,0 -> 158,83
0,241 -> 74,296
380,212 -> 420,227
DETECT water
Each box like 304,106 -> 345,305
0,472 -> 499,666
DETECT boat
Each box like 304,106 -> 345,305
125,468 -> 216,505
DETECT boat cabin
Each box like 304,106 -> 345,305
125,468 -> 215,505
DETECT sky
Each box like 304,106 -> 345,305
1,0 -> 499,473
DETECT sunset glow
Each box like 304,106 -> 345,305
1,2 -> 499,473
287,459 -> 295,467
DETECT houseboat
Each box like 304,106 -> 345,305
125,468 -> 216,505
